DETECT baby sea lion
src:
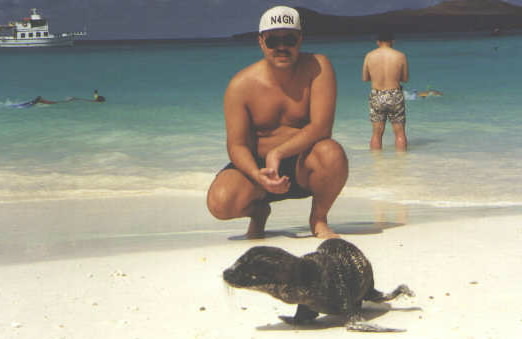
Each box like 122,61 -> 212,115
223,238 -> 414,332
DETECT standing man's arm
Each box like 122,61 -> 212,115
362,53 -> 371,82
266,54 -> 337,168
401,53 -> 409,83
224,76 -> 289,193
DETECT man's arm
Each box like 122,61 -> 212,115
224,75 -> 259,181
362,53 -> 371,82
266,54 -> 337,167
401,53 -> 409,83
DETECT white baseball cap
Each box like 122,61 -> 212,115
259,6 -> 301,33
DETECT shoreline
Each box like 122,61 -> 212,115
1,193 -> 520,266
1,194 -> 520,338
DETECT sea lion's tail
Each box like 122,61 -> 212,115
348,285 -> 415,333
366,284 -> 414,302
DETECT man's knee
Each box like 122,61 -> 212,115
207,183 -> 239,220
305,139 -> 348,176
309,139 -> 348,173
207,171 -> 261,220
299,139 -> 349,191
207,178 -> 243,220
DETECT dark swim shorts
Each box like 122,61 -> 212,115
222,155 -> 312,203
369,88 -> 406,124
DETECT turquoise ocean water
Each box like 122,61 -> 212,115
1,34 -> 521,208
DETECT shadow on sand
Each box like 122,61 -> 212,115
256,302 -> 422,331
227,221 -> 405,241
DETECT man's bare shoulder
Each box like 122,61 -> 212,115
300,52 -> 331,66
298,53 -> 334,78
393,48 -> 407,58
227,60 -> 265,91
365,48 -> 376,55
306,52 -> 329,62
367,47 -> 405,60
365,48 -> 381,57
385,47 -> 406,58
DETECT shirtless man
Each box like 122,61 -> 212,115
207,6 -> 348,239
362,32 -> 409,151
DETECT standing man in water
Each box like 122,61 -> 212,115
362,31 -> 409,151
207,6 -> 348,239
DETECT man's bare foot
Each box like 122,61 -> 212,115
245,232 -> 266,240
311,219 -> 340,239
245,202 -> 271,239
314,230 -> 341,239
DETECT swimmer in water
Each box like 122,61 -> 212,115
417,89 -> 443,98
10,96 -> 73,107
8,90 -> 106,108
93,89 -> 106,102
71,90 -> 106,102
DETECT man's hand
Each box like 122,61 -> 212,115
257,168 -> 290,194
256,150 -> 290,194
257,149 -> 290,194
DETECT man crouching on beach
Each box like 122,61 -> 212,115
206,6 -> 348,239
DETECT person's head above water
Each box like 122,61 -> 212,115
377,31 -> 395,42
93,89 -> 106,102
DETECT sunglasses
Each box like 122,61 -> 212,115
264,34 -> 299,49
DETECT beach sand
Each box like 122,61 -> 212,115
1,195 -> 521,339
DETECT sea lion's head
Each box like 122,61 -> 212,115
223,246 -> 297,288
224,246 -> 325,305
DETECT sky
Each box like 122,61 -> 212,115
1,0 -> 522,39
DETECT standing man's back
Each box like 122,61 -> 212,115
362,32 -> 409,151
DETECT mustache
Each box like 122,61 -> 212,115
273,49 -> 291,57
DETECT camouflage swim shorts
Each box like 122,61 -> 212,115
368,88 -> 406,124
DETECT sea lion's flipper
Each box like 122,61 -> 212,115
366,284 -> 414,302
279,304 -> 319,325
347,323 -> 406,333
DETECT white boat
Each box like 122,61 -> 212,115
0,8 -> 86,48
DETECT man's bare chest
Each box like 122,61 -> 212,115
247,87 -> 311,130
